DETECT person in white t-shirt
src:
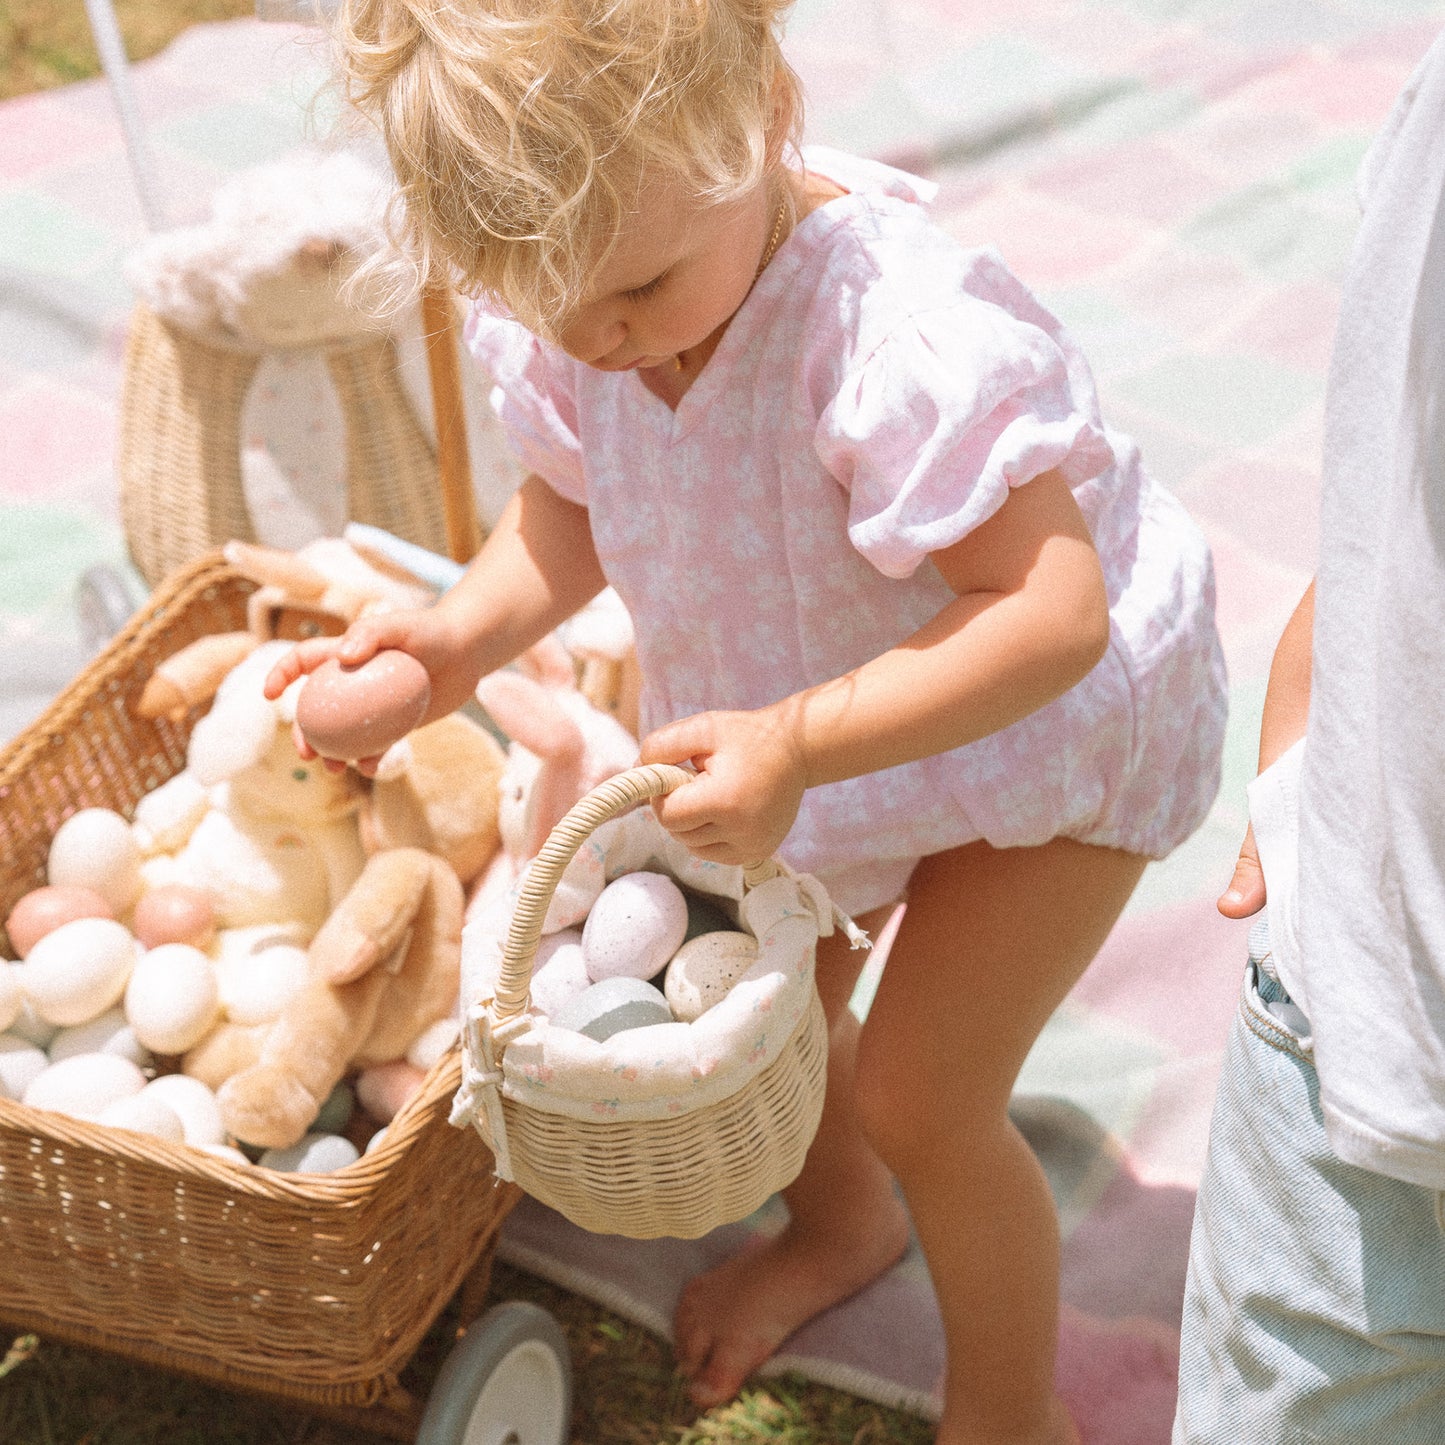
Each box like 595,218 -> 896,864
1174,28 -> 1445,1443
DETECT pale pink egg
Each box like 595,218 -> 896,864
132,885 -> 217,951
294,650 -> 431,762
5,885 -> 114,959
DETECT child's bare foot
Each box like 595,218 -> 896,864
672,1199 -> 911,1408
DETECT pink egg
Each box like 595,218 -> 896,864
295,650 -> 431,762
5,885 -> 114,959
132,885 -> 217,950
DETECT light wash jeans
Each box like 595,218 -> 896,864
1174,919 -> 1445,1444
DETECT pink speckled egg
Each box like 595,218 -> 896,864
132,885 -> 216,951
295,650 -> 431,762
6,885 -> 114,959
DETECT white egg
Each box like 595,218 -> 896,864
124,943 -> 221,1055
582,872 -> 689,982
48,1007 -> 152,1068
23,1053 -> 147,1119
528,930 -> 590,1018
0,1036 -> 50,1101
364,1127 -> 389,1156
405,1016 -> 459,1072
140,1073 -> 226,1147
21,917 -> 137,1026
216,940 -> 308,1026
47,809 -> 143,915
663,931 -> 761,1022
259,1133 -> 360,1174
97,1093 -> 185,1142
0,963 -> 22,1033
194,1142 -> 251,1166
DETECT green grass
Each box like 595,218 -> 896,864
0,9 -> 937,1440
0,1261 -> 936,1444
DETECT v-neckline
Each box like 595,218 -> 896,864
629,181 -> 858,444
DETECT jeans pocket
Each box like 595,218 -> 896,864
1240,960 -> 1313,1062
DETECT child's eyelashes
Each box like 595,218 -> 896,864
625,272 -> 668,301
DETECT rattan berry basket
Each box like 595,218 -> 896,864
459,763 -> 842,1240
0,551 -> 519,1439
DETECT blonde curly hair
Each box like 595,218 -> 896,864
334,0 -> 803,334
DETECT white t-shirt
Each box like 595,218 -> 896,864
1255,30 -> 1445,1190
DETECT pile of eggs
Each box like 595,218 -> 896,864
0,809 -> 374,1173
530,871 -> 759,1043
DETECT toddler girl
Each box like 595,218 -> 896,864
271,2 -> 1227,1439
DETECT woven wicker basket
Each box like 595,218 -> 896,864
118,302 -> 453,588
464,764 -> 831,1240
0,551 -> 519,1437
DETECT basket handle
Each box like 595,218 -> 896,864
492,763 -> 779,1021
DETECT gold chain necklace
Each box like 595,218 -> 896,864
673,193 -> 789,373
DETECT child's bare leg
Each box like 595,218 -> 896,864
858,837 -> 1145,1444
673,902 -> 909,1406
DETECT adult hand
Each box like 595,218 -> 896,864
1218,822 -> 1266,918
641,703 -> 807,865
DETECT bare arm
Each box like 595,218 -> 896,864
1218,579 -> 1315,918
645,469 -> 1111,862
264,475 -> 605,760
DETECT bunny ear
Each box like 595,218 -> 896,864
475,671 -> 585,764
515,633 -> 577,689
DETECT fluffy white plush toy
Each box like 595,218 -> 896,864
132,640 -> 367,936
123,148 -> 521,560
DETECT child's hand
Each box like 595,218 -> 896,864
641,703 -> 807,865
263,607 -> 477,777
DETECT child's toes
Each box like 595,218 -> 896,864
671,1303 -> 711,1378
686,1336 -> 770,1409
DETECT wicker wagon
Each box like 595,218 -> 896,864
0,552 -> 567,1442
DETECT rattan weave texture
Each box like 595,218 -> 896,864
0,552 -> 517,1421
118,305 -> 451,587
470,765 -> 831,1239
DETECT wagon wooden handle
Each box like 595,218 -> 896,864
491,764 -> 778,1021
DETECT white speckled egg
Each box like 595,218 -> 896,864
21,917 -> 137,1026
663,931 -> 760,1022
140,1073 -> 226,1147
260,1132 -> 360,1174
124,943 -> 220,1055
528,929 -> 590,1018
581,872 -> 689,983
97,1093 -> 185,1142
47,809 -> 143,915
215,938 -> 308,1026
550,976 -> 673,1042
0,1036 -> 50,1101
48,1006 -> 151,1068
23,1053 -> 147,1119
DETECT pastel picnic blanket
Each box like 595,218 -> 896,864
2,4 -> 1438,1441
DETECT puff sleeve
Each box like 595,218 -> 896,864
465,304 -> 587,504
814,301 -> 1116,579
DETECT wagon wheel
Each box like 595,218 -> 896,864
417,1301 -> 572,1445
